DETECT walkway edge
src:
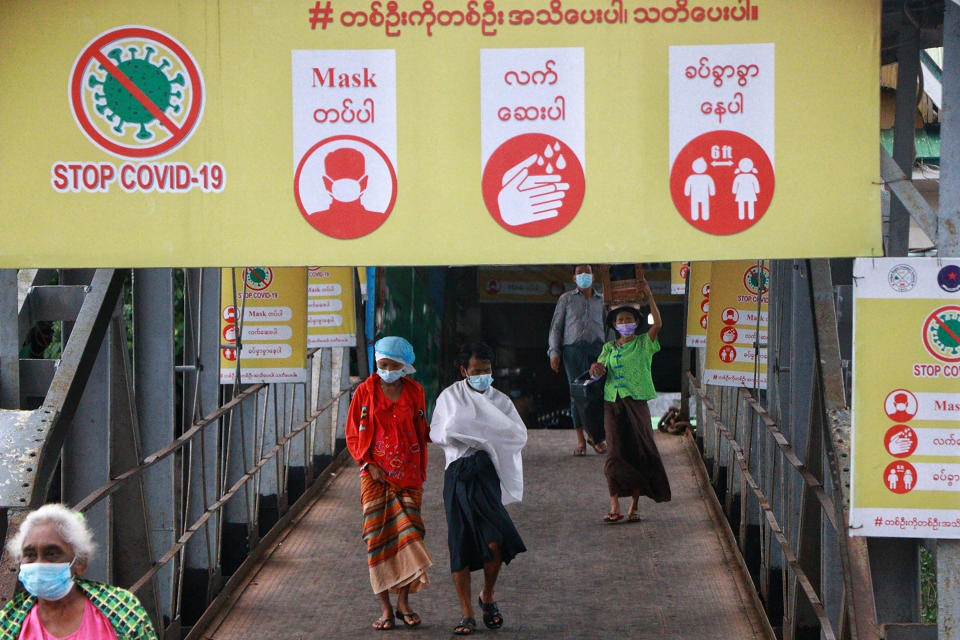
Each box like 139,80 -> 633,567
681,430 -> 778,640
186,449 -> 354,640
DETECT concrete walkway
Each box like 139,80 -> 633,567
203,430 -> 772,639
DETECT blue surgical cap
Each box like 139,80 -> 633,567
374,336 -> 416,372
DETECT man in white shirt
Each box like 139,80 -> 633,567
430,342 -> 527,636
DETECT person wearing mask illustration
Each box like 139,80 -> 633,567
548,265 -> 607,456
345,337 -> 433,631
589,280 -> 672,523
307,146 -> 386,239
1,503 -> 157,639
430,342 -> 527,636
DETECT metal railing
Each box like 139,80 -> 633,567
684,259 -> 882,640
0,268 -> 364,638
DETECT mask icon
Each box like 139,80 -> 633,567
328,175 -> 366,202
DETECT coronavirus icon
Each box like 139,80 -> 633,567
88,46 -> 185,140
70,26 -> 204,158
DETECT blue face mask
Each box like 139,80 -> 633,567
19,559 -> 75,601
467,374 -> 494,392
615,323 -> 638,336
377,368 -> 404,384
574,273 -> 593,289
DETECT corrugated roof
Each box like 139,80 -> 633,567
880,128 -> 941,161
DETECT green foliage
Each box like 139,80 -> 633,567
921,545 -> 937,623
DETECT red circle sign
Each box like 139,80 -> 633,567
482,133 -> 585,237
884,389 -> 918,423
883,460 -> 917,494
294,135 -> 398,239
722,308 -> 740,325
922,305 -> 960,363
670,130 -> 774,235
718,345 -> 737,363
69,26 -> 204,159
884,425 -> 918,458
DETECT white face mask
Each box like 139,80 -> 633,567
327,175 -> 365,202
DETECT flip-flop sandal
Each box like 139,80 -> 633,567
590,441 -> 608,454
573,445 -> 587,457
372,616 -> 395,631
626,512 -> 641,522
603,512 -> 623,523
453,617 -> 477,635
479,597 -> 504,629
395,610 -> 421,627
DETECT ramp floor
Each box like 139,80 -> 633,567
203,430 -> 772,639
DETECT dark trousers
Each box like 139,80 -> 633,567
562,341 -> 602,430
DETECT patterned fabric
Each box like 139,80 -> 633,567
360,474 -> 432,594
0,579 -> 157,640
598,334 -> 660,402
547,288 -> 605,358
345,375 -> 430,490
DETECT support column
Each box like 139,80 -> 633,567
0,270 -> 19,409
180,268 -> 222,626
133,269 -> 176,626
887,8 -> 920,256
60,269 -> 111,583
938,2 -> 960,637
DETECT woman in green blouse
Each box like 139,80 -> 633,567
589,281 -> 672,522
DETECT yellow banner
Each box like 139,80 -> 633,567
220,267 -> 307,383
477,266 -> 574,303
685,262 -> 711,347
308,267 -> 357,347
0,0 -> 880,267
850,258 -> 960,538
702,260 -> 768,388
671,261 -> 689,295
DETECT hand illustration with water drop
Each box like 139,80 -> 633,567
497,149 -> 570,227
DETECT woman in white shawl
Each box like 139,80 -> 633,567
430,342 -> 527,636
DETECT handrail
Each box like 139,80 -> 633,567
689,373 -> 838,640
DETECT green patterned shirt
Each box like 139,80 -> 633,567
598,334 -> 660,402
0,578 -> 157,640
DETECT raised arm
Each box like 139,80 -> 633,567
641,280 -> 662,342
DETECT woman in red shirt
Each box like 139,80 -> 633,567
345,337 -> 432,631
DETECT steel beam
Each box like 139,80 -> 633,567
133,268 -> 176,626
0,270 -> 19,409
807,260 -> 881,640
180,268 -> 222,624
887,8 -> 920,257
939,3 -> 960,637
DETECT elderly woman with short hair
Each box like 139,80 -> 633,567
0,503 -> 157,639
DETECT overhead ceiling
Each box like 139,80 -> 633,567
881,0 -> 945,65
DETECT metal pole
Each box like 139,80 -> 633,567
0,269 -> 19,409
888,5 -> 920,257
938,3 -> 960,638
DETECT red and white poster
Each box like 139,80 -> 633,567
669,44 -> 775,236
481,48 -> 585,237
292,50 -> 397,239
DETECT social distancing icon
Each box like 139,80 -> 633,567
670,130 -> 774,235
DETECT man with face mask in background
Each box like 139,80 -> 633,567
308,147 -> 386,239
548,265 -> 606,456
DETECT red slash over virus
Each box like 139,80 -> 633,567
70,26 -> 204,158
